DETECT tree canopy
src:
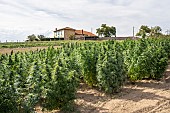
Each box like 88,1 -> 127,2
37,35 -> 45,41
150,26 -> 162,37
96,24 -> 116,37
27,34 -> 38,41
136,25 -> 162,38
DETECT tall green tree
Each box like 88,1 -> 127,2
37,35 -> 45,41
96,24 -> 116,37
150,26 -> 162,37
136,25 -> 151,38
136,25 -> 162,38
27,34 -> 38,41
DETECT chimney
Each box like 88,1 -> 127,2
82,29 -> 84,36
55,28 -> 57,31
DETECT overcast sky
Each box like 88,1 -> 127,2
0,0 -> 169,42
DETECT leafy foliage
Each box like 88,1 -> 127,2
97,42 -> 125,93
37,35 -> 46,41
78,43 -> 99,86
123,38 -> 168,81
96,24 -> 116,37
136,25 -> 163,38
27,34 -> 39,41
0,47 -> 78,112
0,37 -> 170,112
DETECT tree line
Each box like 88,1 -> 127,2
27,34 -> 46,41
96,24 -> 167,38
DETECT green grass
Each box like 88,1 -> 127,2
0,40 -> 106,48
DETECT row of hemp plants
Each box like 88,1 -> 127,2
122,38 -> 169,81
1,38 -> 170,112
0,47 -> 78,113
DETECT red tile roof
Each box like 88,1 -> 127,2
75,30 -> 96,36
54,27 -> 75,32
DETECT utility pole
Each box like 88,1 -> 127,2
133,26 -> 135,39
91,28 -> 93,33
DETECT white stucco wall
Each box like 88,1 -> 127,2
54,30 -> 64,38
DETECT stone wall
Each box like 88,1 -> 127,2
64,30 -> 75,40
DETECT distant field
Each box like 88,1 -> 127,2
0,40 -> 102,48
0,41 -> 65,48
0,40 -> 104,54
0,46 -> 60,54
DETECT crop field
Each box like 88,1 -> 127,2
0,38 -> 170,113
0,40 -> 100,49
0,46 -> 61,54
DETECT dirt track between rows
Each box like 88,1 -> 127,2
75,82 -> 170,113
75,65 -> 170,113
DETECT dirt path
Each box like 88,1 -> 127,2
75,66 -> 170,113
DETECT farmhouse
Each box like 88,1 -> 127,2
54,27 -> 98,40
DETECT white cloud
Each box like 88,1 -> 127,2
0,0 -> 170,42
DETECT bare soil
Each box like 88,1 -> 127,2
74,66 -> 170,113
75,81 -> 170,113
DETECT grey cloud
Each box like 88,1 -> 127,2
0,0 -> 170,40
